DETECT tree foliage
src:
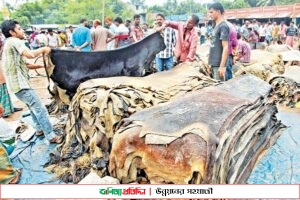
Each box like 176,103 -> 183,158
9,0 -> 135,27
148,0 -> 205,16
220,0 -> 250,9
4,0 -> 300,28
245,0 -> 276,7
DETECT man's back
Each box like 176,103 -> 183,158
227,22 -> 237,55
92,26 -> 113,51
238,40 -> 251,63
72,26 -> 92,51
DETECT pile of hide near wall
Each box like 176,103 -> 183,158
48,62 -> 219,183
234,45 -> 300,107
109,75 -> 286,184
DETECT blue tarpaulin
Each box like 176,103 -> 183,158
248,109 -> 300,183
6,108 -> 300,184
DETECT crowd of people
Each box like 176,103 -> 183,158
25,15 -> 151,51
20,13 -> 200,71
200,17 -> 300,48
199,3 -> 299,81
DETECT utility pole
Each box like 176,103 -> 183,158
102,0 -> 105,24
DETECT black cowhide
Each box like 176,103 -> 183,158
50,31 -> 165,94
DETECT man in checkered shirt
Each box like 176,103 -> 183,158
154,13 -> 176,72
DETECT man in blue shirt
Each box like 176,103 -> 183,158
72,19 -> 92,51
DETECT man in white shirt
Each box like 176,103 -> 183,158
47,28 -> 59,48
36,30 -> 48,47
200,24 -> 207,44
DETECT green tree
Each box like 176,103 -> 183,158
244,0 -> 276,7
220,0 -> 249,9
10,0 -> 135,26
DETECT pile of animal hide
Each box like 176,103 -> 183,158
234,45 -> 300,107
109,75 -> 286,184
50,62 -> 218,183
269,66 -> 300,107
235,50 -> 285,81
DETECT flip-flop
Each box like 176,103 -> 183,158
9,169 -> 22,184
35,131 -> 44,136
49,135 -> 64,144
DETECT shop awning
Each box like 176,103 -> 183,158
226,15 -> 237,20
262,12 -> 276,18
292,13 -> 300,18
225,12 -> 276,19
273,12 -> 292,18
245,13 -> 265,19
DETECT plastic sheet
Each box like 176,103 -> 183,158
248,109 -> 300,183
10,135 -> 62,184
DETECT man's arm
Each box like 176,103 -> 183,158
106,30 -> 115,43
91,31 -> 96,50
0,103 -> 4,118
22,47 -> 51,59
26,63 -> 44,69
172,29 -> 177,47
75,42 -> 89,51
131,26 -> 138,43
218,40 -> 229,80
158,21 -> 180,32
114,37 -> 119,48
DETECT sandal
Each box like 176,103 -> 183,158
9,169 -> 22,184
35,131 -> 44,136
49,135 -> 64,144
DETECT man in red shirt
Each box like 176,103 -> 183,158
159,14 -> 199,63
130,14 -> 144,43
236,33 -> 251,63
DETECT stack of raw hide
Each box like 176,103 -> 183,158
235,50 -> 285,81
109,75 -> 286,184
58,63 -> 218,172
269,65 -> 300,107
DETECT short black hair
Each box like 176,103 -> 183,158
191,14 -> 200,26
1,20 -> 20,38
156,13 -> 165,19
126,19 -> 131,23
114,17 -> 123,24
48,28 -> 53,32
80,18 -> 87,24
133,14 -> 140,19
208,2 -> 225,14
237,32 -> 242,40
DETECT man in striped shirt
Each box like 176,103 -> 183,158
154,13 -> 176,72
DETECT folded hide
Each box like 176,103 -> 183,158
109,75 -> 286,184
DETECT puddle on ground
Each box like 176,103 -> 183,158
248,107 -> 300,183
